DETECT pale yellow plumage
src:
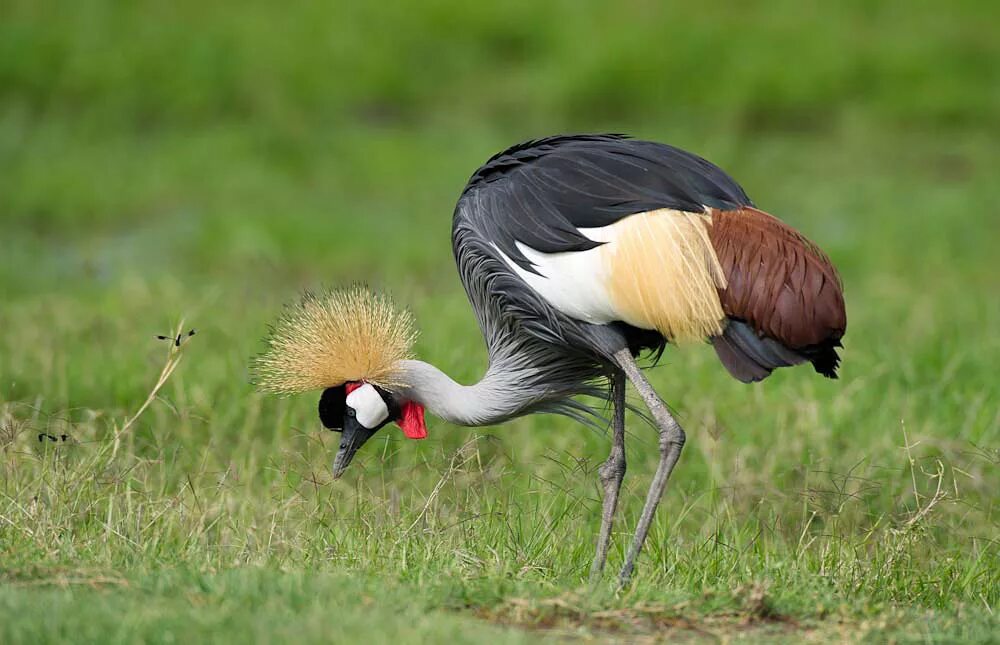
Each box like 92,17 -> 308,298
253,287 -> 416,394
603,210 -> 727,342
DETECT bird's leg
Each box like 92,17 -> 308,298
613,348 -> 686,588
589,369 -> 627,582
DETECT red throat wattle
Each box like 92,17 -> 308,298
397,401 -> 427,439
345,381 -> 427,440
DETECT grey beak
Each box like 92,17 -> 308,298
332,416 -> 377,479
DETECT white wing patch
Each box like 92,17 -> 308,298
345,383 -> 390,429
494,224 -> 620,325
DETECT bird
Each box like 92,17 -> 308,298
253,133 -> 847,586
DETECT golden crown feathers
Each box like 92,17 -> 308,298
252,287 -> 417,394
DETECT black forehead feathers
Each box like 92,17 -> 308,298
318,385 -> 347,430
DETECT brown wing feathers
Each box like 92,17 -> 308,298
707,207 -> 846,381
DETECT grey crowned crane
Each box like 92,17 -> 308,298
254,134 -> 847,585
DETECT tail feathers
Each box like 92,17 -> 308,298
712,333 -> 771,382
712,320 -> 808,383
799,340 -> 843,379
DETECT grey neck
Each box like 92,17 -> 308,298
394,359 -> 540,427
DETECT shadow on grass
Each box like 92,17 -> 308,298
471,586 -> 819,643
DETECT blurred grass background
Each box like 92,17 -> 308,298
1,1 -> 998,642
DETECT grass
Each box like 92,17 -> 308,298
1,1 -> 999,642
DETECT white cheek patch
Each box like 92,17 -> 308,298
345,383 -> 389,429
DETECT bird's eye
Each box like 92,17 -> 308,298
346,408 -> 356,418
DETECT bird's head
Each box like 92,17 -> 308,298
252,287 -> 426,478
317,381 -> 426,478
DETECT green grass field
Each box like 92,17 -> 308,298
2,1 -> 998,642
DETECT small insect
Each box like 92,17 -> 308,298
156,329 -> 196,347
37,433 -> 70,443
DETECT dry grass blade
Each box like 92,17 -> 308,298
110,319 -> 192,459
398,436 -> 482,539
